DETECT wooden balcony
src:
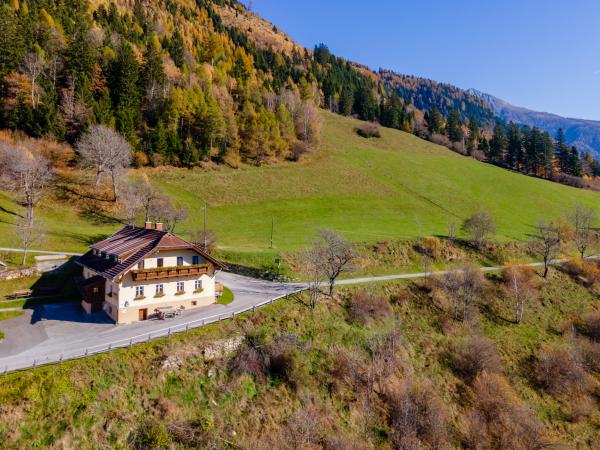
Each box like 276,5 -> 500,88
131,264 -> 210,281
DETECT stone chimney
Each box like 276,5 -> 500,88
144,221 -> 152,230
156,222 -> 164,231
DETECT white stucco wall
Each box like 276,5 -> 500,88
116,249 -> 216,316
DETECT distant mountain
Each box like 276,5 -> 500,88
469,89 -> 600,158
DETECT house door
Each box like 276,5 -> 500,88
139,308 -> 148,321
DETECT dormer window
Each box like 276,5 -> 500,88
192,255 -> 199,265
177,256 -> 184,266
138,260 -> 145,270
157,258 -> 164,268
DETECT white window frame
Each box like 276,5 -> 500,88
177,256 -> 184,266
135,286 -> 144,297
195,280 -> 203,291
156,284 -> 164,294
176,281 -> 185,292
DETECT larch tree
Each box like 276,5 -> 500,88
76,125 -> 132,201
20,52 -> 46,108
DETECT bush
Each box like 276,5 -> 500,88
576,336 -> 600,372
575,311 -> 600,341
466,372 -> 546,450
386,378 -> 449,450
450,335 -> 503,383
346,289 -> 392,324
535,344 -> 594,397
357,122 -> 381,138
562,259 -> 600,288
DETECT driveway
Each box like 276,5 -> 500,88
0,272 -> 303,372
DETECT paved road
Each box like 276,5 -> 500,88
0,255 -> 582,373
0,248 -> 83,256
0,272 -> 304,372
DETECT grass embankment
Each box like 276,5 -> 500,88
217,287 -> 234,305
0,266 -> 598,447
1,111 -> 599,263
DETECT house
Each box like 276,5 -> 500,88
76,222 -> 225,324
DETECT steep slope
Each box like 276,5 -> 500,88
470,89 -> 600,157
2,111 -> 598,256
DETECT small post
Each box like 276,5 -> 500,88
33,359 -> 36,368
147,334 -> 151,342
186,324 -> 189,332
108,344 -> 112,350
270,217 -> 274,249
85,348 -> 88,356
203,204 -> 207,251
4,366 -> 8,375
59,353 -> 63,362
129,339 -> 133,347
202,319 -> 205,326
168,328 -> 171,337
252,305 -> 255,312
232,312 -> 235,319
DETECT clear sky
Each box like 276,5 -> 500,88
249,0 -> 600,121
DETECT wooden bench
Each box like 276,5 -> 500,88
12,289 -> 33,299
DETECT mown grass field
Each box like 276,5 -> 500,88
1,111 -> 599,259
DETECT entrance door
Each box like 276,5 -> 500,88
139,308 -> 148,321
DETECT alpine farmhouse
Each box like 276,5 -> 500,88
76,222 -> 225,324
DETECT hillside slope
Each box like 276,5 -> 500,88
470,89 -> 600,158
1,111 -> 598,256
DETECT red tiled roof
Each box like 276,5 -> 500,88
76,225 -> 225,280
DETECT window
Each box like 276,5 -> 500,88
135,286 -> 144,298
155,284 -> 164,295
177,256 -> 184,266
192,255 -> 200,265
176,281 -> 184,293
138,260 -> 145,270
108,284 -> 113,297
191,301 -> 197,306
157,258 -> 164,268
195,280 -> 203,291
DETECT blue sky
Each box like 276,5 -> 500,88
249,0 -> 600,120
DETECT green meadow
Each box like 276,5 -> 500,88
1,111 -> 598,258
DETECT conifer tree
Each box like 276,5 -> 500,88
446,109 -> 463,142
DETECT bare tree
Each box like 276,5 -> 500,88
191,229 -> 218,253
0,142 -> 53,226
462,210 -> 496,248
314,229 -> 356,297
296,100 -> 321,147
14,216 -> 45,266
148,196 -> 188,233
21,52 -> 46,108
530,220 -> 562,279
502,265 -> 536,323
128,174 -> 161,222
440,266 -> 486,321
299,246 -> 326,310
76,125 -> 132,201
568,205 -> 596,259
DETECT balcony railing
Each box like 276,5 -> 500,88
131,264 -> 210,281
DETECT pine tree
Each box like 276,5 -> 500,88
488,123 -> 507,164
339,86 -> 354,116
446,109 -> 463,142
506,122 -> 522,169
110,42 -> 141,143
425,107 -> 443,134
554,128 -> 570,173
169,30 -> 185,68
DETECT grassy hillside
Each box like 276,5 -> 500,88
1,268 -> 599,448
1,111 -> 599,258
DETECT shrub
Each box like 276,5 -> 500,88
346,289 -> 392,324
357,122 -> 381,138
565,395 -> 596,423
462,210 -> 496,249
535,344 -> 594,397
450,335 -> 503,383
386,378 -> 449,450
575,311 -> 600,341
562,259 -> 600,288
575,336 -> 600,372
466,372 -> 546,450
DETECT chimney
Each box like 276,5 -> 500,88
144,221 -> 152,230
155,222 -> 164,232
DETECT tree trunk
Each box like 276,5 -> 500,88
329,278 -> 335,297
111,171 -> 118,202
543,262 -> 549,279
95,169 -> 102,187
